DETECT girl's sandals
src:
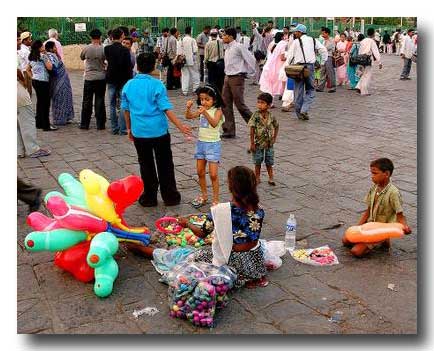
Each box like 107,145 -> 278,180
191,195 -> 208,209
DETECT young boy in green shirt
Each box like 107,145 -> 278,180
248,93 -> 279,186
343,158 -> 412,257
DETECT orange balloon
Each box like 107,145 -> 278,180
344,222 -> 404,244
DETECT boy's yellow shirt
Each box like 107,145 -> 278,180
364,182 -> 404,223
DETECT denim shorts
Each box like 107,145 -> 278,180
194,140 -> 221,162
252,147 -> 274,166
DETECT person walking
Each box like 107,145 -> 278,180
176,26 -> 200,96
79,28 -> 107,130
355,28 -> 383,96
315,27 -> 336,93
220,27 -> 256,138
196,26 -> 210,83
204,28 -> 225,93
399,29 -> 416,80
285,24 -> 327,121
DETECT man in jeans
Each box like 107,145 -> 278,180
80,29 -> 107,130
104,27 -> 133,135
285,24 -> 327,121
221,27 -> 256,138
400,29 -> 415,80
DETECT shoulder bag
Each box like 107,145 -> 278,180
174,39 -> 187,69
285,37 -> 312,80
349,53 -> 372,66
215,40 -> 225,73
332,49 -> 345,68
161,38 -> 171,67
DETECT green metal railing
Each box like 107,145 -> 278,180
17,17 -> 416,45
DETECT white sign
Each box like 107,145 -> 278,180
75,23 -> 87,32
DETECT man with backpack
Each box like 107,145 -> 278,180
285,24 -> 327,121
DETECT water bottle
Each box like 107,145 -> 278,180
285,213 -> 297,252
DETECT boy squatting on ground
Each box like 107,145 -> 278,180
342,158 -> 412,257
248,92 -> 279,186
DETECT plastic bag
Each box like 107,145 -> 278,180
290,245 -> 339,266
260,240 -> 285,270
151,247 -> 196,275
167,261 -> 237,327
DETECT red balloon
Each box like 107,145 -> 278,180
54,241 -> 95,283
107,175 -> 143,218
27,212 -> 63,231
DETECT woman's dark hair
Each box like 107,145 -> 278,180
195,85 -> 225,108
45,41 -> 55,52
136,53 -> 156,74
28,40 -> 43,62
357,33 -> 365,42
370,158 -> 394,176
228,166 -> 259,211
271,32 -> 284,53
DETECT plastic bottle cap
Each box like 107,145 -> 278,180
89,254 -> 100,264
27,240 -> 34,248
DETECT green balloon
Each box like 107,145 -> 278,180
58,173 -> 88,209
87,232 -> 119,268
24,229 -> 87,252
94,257 -> 119,298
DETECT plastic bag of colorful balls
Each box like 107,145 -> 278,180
166,261 -> 237,328
155,215 -> 214,248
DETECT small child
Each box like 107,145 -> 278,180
177,166 -> 268,289
185,85 -> 225,208
248,92 -> 279,186
342,158 -> 412,257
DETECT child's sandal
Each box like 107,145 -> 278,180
191,195 -> 207,208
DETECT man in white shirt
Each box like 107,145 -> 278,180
355,28 -> 383,96
239,31 -> 251,50
221,27 -> 256,137
177,26 -> 200,96
18,31 -> 32,96
285,24 -> 327,120
400,29 -> 416,80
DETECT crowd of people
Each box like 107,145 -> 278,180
17,20 -> 415,289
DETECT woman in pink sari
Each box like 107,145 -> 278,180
259,32 -> 287,105
336,33 -> 348,86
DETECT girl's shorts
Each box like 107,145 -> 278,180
194,140 -> 221,162
252,147 -> 274,166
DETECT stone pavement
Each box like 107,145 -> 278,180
17,54 -> 417,334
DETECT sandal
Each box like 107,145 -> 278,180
29,149 -> 51,158
191,195 -> 208,209
268,180 -> 276,186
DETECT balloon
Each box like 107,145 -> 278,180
44,173 -> 88,210
54,241 -> 94,283
24,229 -> 87,252
46,196 -> 108,233
79,169 -> 121,224
107,175 -> 143,218
86,232 -> 119,268
344,222 -> 404,244
94,257 -> 119,298
27,212 -> 63,231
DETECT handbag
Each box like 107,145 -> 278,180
161,39 -> 171,67
215,40 -> 225,73
285,38 -> 311,80
332,51 -> 345,68
349,54 -> 372,66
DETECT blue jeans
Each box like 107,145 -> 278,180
400,58 -> 412,79
107,84 -> 126,134
293,63 -> 315,117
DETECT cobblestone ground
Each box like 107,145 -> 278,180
17,54 -> 417,334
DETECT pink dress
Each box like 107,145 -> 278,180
336,40 -> 348,85
259,40 -> 287,96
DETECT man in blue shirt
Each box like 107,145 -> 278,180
121,53 -> 191,207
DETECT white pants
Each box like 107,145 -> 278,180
355,66 -> 373,95
181,65 -> 200,94
17,105 -> 40,157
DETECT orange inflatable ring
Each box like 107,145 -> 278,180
345,222 -> 404,243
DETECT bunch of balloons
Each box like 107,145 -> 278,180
24,169 -> 151,298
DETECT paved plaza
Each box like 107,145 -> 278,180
17,54 -> 417,334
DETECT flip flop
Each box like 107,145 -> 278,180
191,196 -> 208,209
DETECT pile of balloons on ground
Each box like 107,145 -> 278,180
24,169 -> 151,298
